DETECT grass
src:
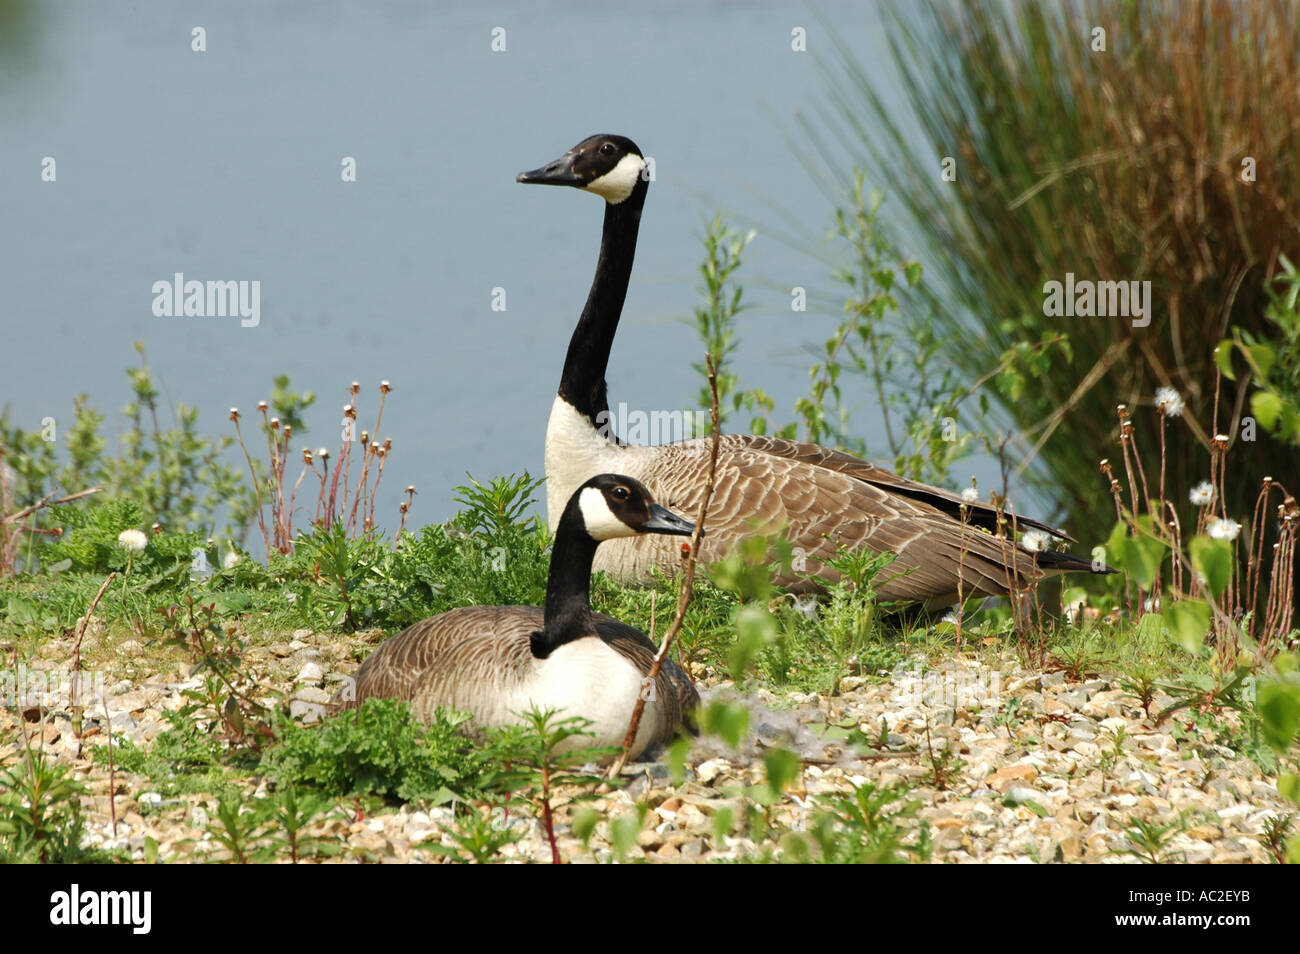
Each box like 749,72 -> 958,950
800,0 -> 1300,538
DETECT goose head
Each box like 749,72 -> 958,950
570,473 -> 694,542
517,134 -> 646,205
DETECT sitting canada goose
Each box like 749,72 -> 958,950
331,474 -> 699,759
518,134 -> 1113,606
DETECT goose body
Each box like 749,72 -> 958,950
521,134 -> 1114,606
332,476 -> 699,759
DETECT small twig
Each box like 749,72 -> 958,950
540,762 -> 560,865
71,572 -> 116,755
607,354 -> 722,779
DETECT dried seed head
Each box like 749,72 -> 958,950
270,417 -> 281,430
302,448 -> 313,464
405,485 -> 415,495
317,447 -> 330,459
344,404 -> 357,419
359,430 -> 370,446
380,381 -> 392,393
229,408 -> 240,422
383,437 -> 392,451
400,502 -> 409,514
350,381 -> 360,394
151,522 -> 163,534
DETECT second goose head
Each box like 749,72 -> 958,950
517,134 -> 646,205
533,473 -> 693,660
571,473 -> 694,541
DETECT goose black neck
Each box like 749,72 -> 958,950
556,181 -> 647,435
531,514 -> 601,658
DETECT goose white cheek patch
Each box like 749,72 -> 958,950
584,153 -> 645,203
578,487 -> 635,540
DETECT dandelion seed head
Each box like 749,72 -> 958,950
1154,386 -> 1183,418
1021,530 -> 1050,552
117,529 -> 148,552
961,487 -> 979,503
1189,481 -> 1215,506
1207,517 -> 1241,541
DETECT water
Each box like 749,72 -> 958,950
1,1 -> 1021,538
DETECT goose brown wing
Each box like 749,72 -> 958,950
728,435 -> 1071,540
634,435 -> 1045,604
332,606 -> 541,710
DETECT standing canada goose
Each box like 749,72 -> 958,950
332,474 -> 699,759
518,134 -> 1113,606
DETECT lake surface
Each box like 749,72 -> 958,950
1,1 -> 1028,539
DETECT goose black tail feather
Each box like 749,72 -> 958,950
1034,548 -> 1116,574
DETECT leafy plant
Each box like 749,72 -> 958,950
0,736 -> 100,863
260,700 -> 504,804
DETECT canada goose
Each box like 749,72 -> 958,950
518,134 -> 1113,606
332,474 -> 699,759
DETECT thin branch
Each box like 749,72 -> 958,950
606,353 -> 723,779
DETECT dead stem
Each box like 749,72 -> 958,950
606,353 -> 722,780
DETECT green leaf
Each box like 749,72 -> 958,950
570,807 -> 600,847
762,747 -> 801,800
1257,681 -> 1300,753
1251,391 -> 1283,432
1189,536 -> 1233,598
1278,773 -> 1299,804
729,604 -> 777,685
1105,520 -> 1166,590
1247,343 -> 1276,380
1163,600 -> 1210,655
1213,340 -> 1236,381
700,699 -> 750,750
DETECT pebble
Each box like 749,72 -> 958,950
8,632 -> 1288,867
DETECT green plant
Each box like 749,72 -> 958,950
690,217 -> 774,433
423,806 -> 523,864
1115,814 -> 1190,864
818,547 -> 894,695
0,735 -> 98,863
265,784 -> 339,863
159,596 -> 273,747
200,792 -> 271,864
260,700 -> 503,804
921,721 -> 964,792
491,709 -> 612,864
803,781 -> 930,864
1120,665 -> 1160,720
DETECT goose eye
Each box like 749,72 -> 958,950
600,143 -> 616,156
612,486 -> 629,499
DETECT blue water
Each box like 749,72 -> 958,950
1,1 -> 1027,540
